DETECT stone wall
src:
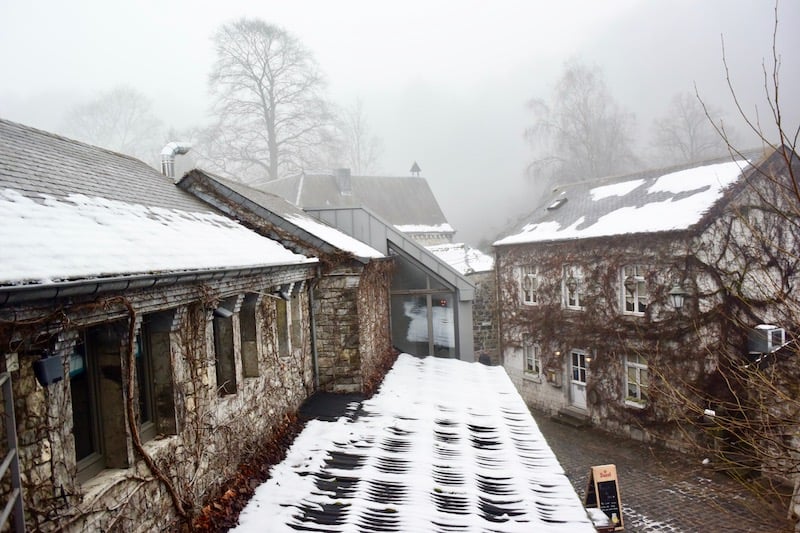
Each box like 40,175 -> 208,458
312,264 -> 363,393
0,268 -> 315,531
312,259 -> 393,394
356,260 -> 393,394
469,271 -> 498,364
495,233 -> 712,447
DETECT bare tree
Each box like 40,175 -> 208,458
525,61 -> 638,190
61,85 -> 163,165
652,5 -> 800,523
334,98 -> 383,175
651,91 -> 733,165
203,18 -> 333,185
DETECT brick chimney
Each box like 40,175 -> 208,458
335,168 -> 352,196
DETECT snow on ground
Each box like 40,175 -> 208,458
233,354 -> 595,532
0,189 -> 315,285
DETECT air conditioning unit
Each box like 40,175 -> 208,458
747,325 -> 786,354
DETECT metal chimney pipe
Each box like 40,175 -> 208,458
160,141 -> 192,178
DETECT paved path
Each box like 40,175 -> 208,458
531,409 -> 793,532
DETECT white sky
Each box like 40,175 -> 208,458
1,1 -> 798,246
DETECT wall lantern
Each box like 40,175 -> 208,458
566,276 -> 577,294
668,284 -> 688,310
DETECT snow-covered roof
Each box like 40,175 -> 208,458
495,158 -> 752,246
427,242 -> 494,274
396,223 -> 455,234
0,190 -> 313,286
233,354 -> 594,532
285,213 -> 384,259
261,173 -> 453,230
179,170 -> 383,260
0,118 -> 314,287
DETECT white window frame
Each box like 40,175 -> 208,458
523,341 -> 541,380
622,265 -> 648,316
519,266 -> 540,306
563,265 -> 585,310
625,354 -> 648,408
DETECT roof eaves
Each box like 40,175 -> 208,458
180,170 -> 371,264
0,263 -> 316,307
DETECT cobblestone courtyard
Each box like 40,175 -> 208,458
531,409 -> 793,532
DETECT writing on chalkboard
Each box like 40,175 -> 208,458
585,464 -> 624,531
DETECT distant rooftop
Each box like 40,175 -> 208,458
495,154 -> 759,246
261,172 -> 452,229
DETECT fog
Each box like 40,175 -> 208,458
1,0 -> 798,247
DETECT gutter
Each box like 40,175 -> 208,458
0,264 -> 316,307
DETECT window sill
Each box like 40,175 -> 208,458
625,399 -> 647,409
523,373 -> 542,383
622,312 -> 645,317
521,302 -> 539,307
563,306 -> 585,312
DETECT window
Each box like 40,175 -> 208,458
520,266 -> 540,305
137,311 -> 177,438
563,265 -> 585,310
70,322 -> 129,482
523,341 -> 541,378
622,265 -> 648,315
276,298 -> 290,357
70,332 -> 102,481
625,354 -> 648,407
213,298 -> 238,395
70,313 -> 178,482
240,294 -> 260,378
290,293 -> 303,352
135,334 -> 156,441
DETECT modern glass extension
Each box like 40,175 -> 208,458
389,245 -> 458,358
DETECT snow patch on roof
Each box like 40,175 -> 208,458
396,223 -> 455,234
0,189 -> 315,286
233,354 -> 594,532
427,242 -> 494,274
495,160 -> 746,246
284,213 -> 383,259
590,179 -> 645,200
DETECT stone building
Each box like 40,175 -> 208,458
0,119 -> 390,531
261,167 -> 483,361
308,207 -> 477,360
493,147 -> 799,462
177,169 -> 394,393
261,168 -> 456,245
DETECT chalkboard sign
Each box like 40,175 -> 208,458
585,464 -> 624,531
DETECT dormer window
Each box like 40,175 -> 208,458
547,197 -> 567,210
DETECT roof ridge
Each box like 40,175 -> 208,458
552,149 -> 763,192
0,117 -> 151,167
